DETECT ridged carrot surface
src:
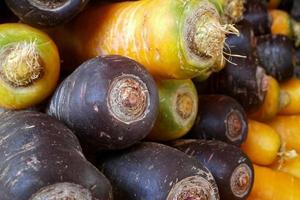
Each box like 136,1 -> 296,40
54,0 -> 228,79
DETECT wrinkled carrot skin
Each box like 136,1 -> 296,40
270,9 -> 293,38
271,156 -> 300,179
248,165 -> 300,200
249,76 -> 280,121
267,115 -> 300,153
54,0 -> 223,79
242,120 -> 281,166
279,78 -> 300,115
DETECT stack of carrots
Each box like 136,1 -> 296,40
0,0 -> 300,199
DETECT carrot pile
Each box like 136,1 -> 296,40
0,0 -> 300,200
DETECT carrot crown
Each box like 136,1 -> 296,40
182,1 -> 239,74
167,175 -> 219,200
0,40 -> 43,87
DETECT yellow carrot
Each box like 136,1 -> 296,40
53,0 -> 236,79
241,120 -> 281,166
0,23 -> 60,109
248,164 -> 300,200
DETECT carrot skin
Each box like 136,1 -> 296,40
267,115 -> 300,153
52,0 -> 227,79
279,78 -> 300,115
248,165 -> 300,200
249,76 -> 280,121
269,9 -> 293,38
241,120 -> 281,166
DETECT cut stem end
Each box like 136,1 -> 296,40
225,110 -> 244,141
30,182 -> 92,200
0,41 -> 43,87
108,74 -> 150,124
167,176 -> 218,200
230,163 -> 252,198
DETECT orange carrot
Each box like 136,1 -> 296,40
269,9 -> 293,38
267,115 -> 300,153
249,76 -> 281,121
53,0 -> 237,79
248,164 -> 300,200
271,153 -> 300,179
241,120 -> 281,166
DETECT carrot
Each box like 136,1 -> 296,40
269,9 -> 293,38
278,78 -> 300,115
0,23 -> 60,109
249,76 -> 281,121
0,111 -> 113,200
47,55 -> 159,151
241,120 -> 281,166
147,79 -> 198,141
267,115 -> 300,153
99,142 -> 220,200
243,0 -> 270,36
5,0 -> 89,27
255,34 -> 294,82
53,0 -> 237,79
247,164 -> 300,200
271,152 -> 300,179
